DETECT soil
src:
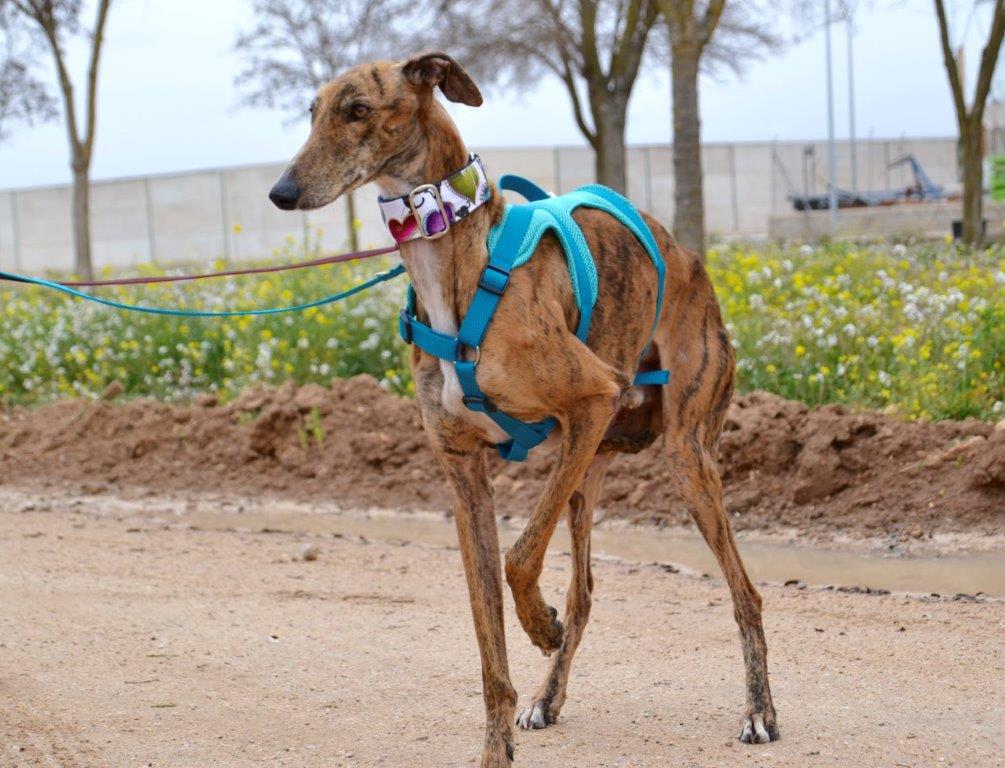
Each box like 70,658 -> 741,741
0,377 -> 1002,546
1,487 -> 1002,768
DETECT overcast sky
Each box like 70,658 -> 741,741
0,0 -> 999,189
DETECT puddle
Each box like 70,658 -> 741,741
184,506 -> 1005,598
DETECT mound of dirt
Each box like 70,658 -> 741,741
1,379 -> 1001,541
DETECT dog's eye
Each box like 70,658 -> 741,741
350,102 -> 371,120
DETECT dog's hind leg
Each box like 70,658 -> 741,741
653,241 -> 778,744
434,438 -> 518,767
516,452 -> 612,730
505,387 -> 619,656
666,430 -> 778,742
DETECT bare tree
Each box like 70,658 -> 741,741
0,9 -> 56,141
437,0 -> 663,193
934,0 -> 1005,246
658,1 -> 778,254
2,0 -> 113,279
235,0 -> 420,250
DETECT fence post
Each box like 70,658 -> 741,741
10,191 -> 21,272
144,178 -> 157,265
729,143 -> 740,233
643,145 -> 653,211
219,170 -> 233,262
770,140 -> 776,218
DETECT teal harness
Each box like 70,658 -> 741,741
398,175 -> 669,462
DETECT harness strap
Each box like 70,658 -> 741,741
498,174 -> 551,202
455,205 -> 558,460
632,369 -> 670,386
578,184 -> 665,336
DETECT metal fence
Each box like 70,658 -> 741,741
0,136 -> 958,274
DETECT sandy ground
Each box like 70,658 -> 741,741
1,488 -> 1003,768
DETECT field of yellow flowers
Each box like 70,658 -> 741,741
1,239 -> 1002,421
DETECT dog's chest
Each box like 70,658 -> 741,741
405,242 -> 509,444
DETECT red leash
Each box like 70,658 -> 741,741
56,244 -> 400,288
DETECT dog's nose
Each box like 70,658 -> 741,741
269,172 -> 301,210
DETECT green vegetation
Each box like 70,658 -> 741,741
1,238 -> 1002,421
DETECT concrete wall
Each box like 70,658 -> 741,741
0,136 -> 961,274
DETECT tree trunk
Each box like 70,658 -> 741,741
960,119 -> 985,246
71,158 -> 93,279
592,95 -> 629,192
671,42 -> 705,255
586,90 -> 623,193
345,189 -> 359,251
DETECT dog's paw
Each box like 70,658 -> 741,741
529,605 -> 564,655
516,699 -> 555,730
739,711 -> 780,744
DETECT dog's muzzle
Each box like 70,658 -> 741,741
269,169 -> 301,210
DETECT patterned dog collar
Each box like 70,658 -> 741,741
377,155 -> 492,243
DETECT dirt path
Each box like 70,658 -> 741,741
1,488 -> 1002,768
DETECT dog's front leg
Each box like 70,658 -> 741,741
505,390 -> 619,656
432,435 -> 517,767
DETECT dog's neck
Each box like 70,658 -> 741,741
376,102 -> 503,335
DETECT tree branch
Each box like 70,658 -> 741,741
578,0 -> 604,80
610,0 -> 643,78
613,0 -> 659,87
559,55 -> 597,146
38,12 -> 82,153
699,0 -> 727,48
972,0 -> 1005,123
933,0 -> 968,128
82,0 -> 111,160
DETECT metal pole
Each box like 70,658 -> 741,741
553,146 -> 562,194
825,0 -> 838,233
847,17 -> 858,194
10,191 -> 21,272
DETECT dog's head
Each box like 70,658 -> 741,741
269,52 -> 482,211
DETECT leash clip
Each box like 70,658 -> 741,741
408,184 -> 450,240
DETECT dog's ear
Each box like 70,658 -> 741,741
401,51 -> 483,107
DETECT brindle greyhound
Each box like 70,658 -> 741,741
269,52 -> 778,768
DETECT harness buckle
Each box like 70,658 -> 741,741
408,183 -> 450,240
454,341 -> 481,365
462,394 -> 496,413
478,263 -> 510,297
398,309 -> 413,344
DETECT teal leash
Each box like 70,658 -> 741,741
0,263 -> 406,318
